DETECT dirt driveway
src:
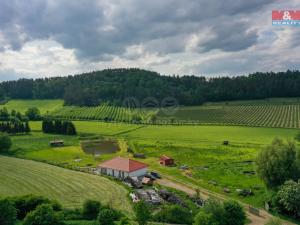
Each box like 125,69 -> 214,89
156,178 -> 295,225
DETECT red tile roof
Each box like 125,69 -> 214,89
98,157 -> 148,172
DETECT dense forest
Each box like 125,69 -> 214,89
0,69 -> 300,106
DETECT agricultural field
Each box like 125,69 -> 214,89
157,103 -> 300,128
3,98 -> 300,129
20,121 -> 298,207
0,99 -> 63,114
50,103 -> 157,122
0,156 -> 133,216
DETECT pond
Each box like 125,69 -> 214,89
81,139 -> 120,155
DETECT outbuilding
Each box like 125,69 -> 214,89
159,155 -> 174,166
49,140 -> 64,147
98,156 -> 148,179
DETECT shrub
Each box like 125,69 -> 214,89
10,195 -> 62,220
23,204 -> 65,225
134,201 -> 150,225
256,138 -> 300,188
153,205 -> 192,224
25,107 -> 41,121
0,132 -> 12,152
276,180 -> 300,218
223,200 -> 246,225
82,200 -> 101,220
193,211 -> 217,225
97,208 -> 115,225
0,199 -> 17,225
200,199 -> 225,225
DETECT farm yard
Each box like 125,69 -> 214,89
0,156 -> 133,216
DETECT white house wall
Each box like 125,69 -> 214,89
99,167 -> 147,178
129,168 -> 148,177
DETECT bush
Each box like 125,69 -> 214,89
9,195 -> 62,220
134,201 -> 150,225
0,198 -> 17,225
0,132 -> 12,152
153,205 -> 192,224
223,200 -> 246,225
23,204 -> 65,225
193,199 -> 245,225
256,138 -> 300,188
97,208 -> 115,225
25,107 -> 41,121
82,200 -> 101,220
193,211 -> 217,225
276,180 -> 300,218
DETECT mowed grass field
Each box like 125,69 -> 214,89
0,99 -> 63,114
0,156 -> 133,216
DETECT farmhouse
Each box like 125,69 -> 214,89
98,156 -> 148,179
159,155 -> 174,166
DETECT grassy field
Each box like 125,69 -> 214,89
19,121 -> 298,207
0,156 -> 133,216
0,99 -> 63,114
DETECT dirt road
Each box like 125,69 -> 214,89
156,178 -> 294,225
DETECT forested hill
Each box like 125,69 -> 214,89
0,68 -> 300,106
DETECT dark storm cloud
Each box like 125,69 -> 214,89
0,0 -> 278,60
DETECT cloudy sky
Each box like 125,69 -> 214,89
0,0 -> 300,81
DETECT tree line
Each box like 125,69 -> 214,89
42,119 -> 77,135
0,107 -> 31,134
1,69 -> 300,106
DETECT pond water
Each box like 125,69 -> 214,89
81,139 -> 120,155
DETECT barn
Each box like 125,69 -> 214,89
98,156 -> 148,179
159,155 -> 174,166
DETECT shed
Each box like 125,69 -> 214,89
159,155 -> 174,166
49,140 -> 64,147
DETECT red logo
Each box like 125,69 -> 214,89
272,10 -> 300,20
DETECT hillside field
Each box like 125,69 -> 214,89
0,155 -> 133,216
0,99 -> 63,114
2,98 -> 300,128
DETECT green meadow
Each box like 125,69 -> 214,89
8,121 -> 294,207
0,99 -> 63,114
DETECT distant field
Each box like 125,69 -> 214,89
50,103 -> 157,123
3,98 -> 300,128
158,103 -> 300,128
0,156 -> 133,215
0,99 -> 63,114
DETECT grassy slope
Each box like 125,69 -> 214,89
0,156 -> 133,216
0,99 -> 63,114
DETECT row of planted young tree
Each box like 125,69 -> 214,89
42,119 -> 77,135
